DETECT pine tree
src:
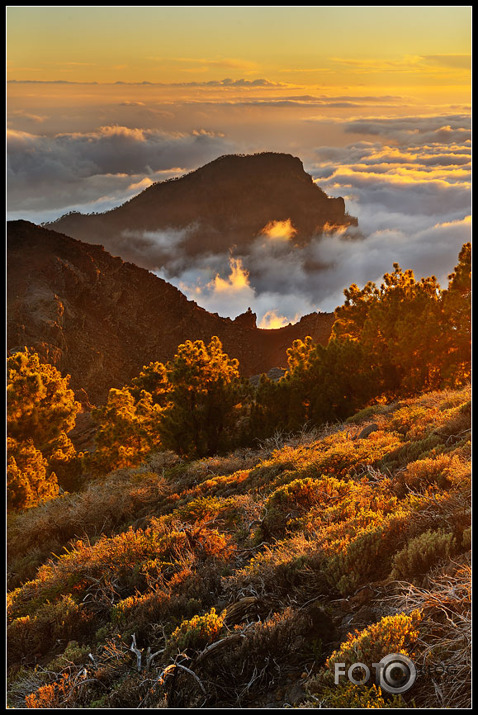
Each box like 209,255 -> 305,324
159,337 -> 250,457
7,349 -> 81,510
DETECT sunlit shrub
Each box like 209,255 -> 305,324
345,404 -> 390,425
165,606 -> 226,656
262,477 -> 323,535
399,454 -> 458,493
25,673 -> 71,708
7,468 -> 176,590
176,495 -> 231,524
381,434 -> 442,471
311,682 -> 404,708
307,610 -> 422,694
7,438 -> 59,512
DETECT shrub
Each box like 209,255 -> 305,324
8,596 -> 93,665
165,607 -> 226,656
391,529 -> 456,582
262,478 -> 323,535
307,610 -> 422,694
310,682 -> 404,708
396,453 -> 467,496
7,469 -> 175,590
7,438 -> 59,512
25,673 -> 71,708
322,510 -> 409,595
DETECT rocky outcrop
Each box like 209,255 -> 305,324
7,221 -> 335,404
233,308 -> 257,329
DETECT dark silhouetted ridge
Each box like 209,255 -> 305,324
8,220 -> 335,403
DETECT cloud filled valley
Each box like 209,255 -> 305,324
7,100 -> 471,323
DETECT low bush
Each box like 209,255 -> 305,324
165,607 -> 226,656
307,610 -> 422,695
391,529 -> 456,582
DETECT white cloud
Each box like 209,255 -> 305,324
7,125 -> 234,219
7,111 -> 471,323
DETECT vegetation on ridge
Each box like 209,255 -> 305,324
6,242 -> 471,708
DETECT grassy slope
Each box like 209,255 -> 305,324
7,385 -> 471,708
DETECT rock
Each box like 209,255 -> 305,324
286,682 -> 307,706
233,307 -> 257,329
356,423 -> 379,440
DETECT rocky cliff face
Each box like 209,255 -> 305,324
46,152 -> 357,271
7,221 -> 335,404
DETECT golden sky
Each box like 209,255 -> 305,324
7,6 -> 471,102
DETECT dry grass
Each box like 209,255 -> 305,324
7,383 -> 471,709
389,558 -> 471,708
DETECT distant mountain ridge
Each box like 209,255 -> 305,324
7,220 -> 335,404
45,152 -> 358,271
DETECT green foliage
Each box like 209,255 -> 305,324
90,337 -> 249,471
158,336 -> 250,458
7,349 -> 81,509
129,360 -> 170,405
7,349 -> 80,449
440,243 -> 471,386
391,529 -> 456,581
255,245 -> 471,441
334,264 -> 446,396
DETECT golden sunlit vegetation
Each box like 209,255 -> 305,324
87,336 -> 250,475
7,382 -> 470,707
7,350 -> 82,510
7,244 -> 471,708
251,243 -> 471,437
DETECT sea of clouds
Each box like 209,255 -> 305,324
7,108 -> 470,323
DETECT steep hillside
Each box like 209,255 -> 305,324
7,385 -> 471,708
45,152 -> 358,270
7,220 -> 334,404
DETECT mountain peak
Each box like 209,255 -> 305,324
45,152 -> 357,273
195,151 -> 307,176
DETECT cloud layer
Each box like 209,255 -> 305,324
150,113 -> 470,322
7,109 -> 471,324
7,125 -> 233,219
